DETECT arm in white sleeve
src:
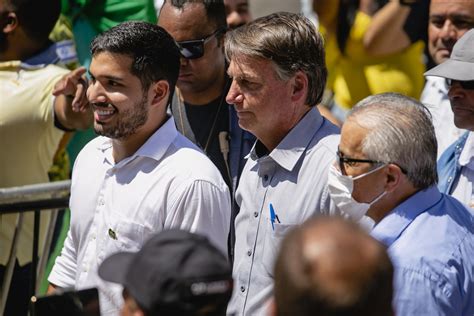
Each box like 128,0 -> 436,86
47,228 -> 78,289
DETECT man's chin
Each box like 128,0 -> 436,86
434,51 -> 451,65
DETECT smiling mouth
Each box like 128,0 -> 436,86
92,102 -> 116,122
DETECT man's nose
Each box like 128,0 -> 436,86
87,81 -> 107,103
439,20 -> 457,41
227,12 -> 244,29
226,79 -> 243,105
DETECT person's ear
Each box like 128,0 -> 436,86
149,80 -> 170,108
3,12 -> 18,33
384,164 -> 404,193
290,70 -> 308,103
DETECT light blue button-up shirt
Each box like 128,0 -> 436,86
371,186 -> 474,315
227,107 -> 340,315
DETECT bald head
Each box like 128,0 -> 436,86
273,216 -> 393,316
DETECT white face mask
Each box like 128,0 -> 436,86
328,164 -> 387,221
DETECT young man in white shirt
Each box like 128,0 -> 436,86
48,21 -> 231,315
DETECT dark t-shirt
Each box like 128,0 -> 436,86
185,95 -> 231,188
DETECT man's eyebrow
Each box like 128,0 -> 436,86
88,72 -> 125,82
449,13 -> 474,22
227,71 -> 257,81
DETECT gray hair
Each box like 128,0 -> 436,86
224,11 -> 327,107
348,93 -> 438,189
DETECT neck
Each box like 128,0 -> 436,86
180,72 -> 227,106
0,35 -> 49,62
111,115 -> 167,163
368,185 -> 420,224
258,106 -> 311,152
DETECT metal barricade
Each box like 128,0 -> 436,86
0,180 -> 71,315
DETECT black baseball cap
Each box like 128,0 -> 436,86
98,229 -> 233,315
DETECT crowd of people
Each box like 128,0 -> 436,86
1,0 -> 474,315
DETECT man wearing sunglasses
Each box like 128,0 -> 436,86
158,0 -> 255,260
426,29 -> 474,210
328,92 -> 474,316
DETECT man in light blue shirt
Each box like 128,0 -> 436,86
225,12 -> 340,315
425,29 -> 474,210
328,92 -> 474,315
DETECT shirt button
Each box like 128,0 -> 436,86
240,286 -> 245,292
247,250 -> 252,256
448,177 -> 453,183
99,199 -> 104,206
263,175 -> 269,181
253,212 -> 258,218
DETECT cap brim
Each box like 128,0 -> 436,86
425,58 -> 474,81
98,252 -> 135,285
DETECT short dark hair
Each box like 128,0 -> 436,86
225,12 -> 327,107
164,0 -> 227,31
6,0 -> 60,42
90,21 -> 180,100
274,217 -> 394,316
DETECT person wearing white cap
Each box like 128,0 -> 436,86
426,28 -> 474,210
420,0 -> 474,158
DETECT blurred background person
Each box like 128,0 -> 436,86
421,0 -> 474,157
0,0 -> 92,314
224,0 -> 252,29
314,0 -> 426,124
272,216 -> 394,316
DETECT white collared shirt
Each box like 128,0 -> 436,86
227,108 -> 340,315
48,117 -> 231,315
451,132 -> 474,210
421,76 -> 465,158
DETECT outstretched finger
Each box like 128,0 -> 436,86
53,67 -> 87,96
72,78 -> 88,111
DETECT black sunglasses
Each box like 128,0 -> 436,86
446,78 -> 474,90
177,28 -> 225,60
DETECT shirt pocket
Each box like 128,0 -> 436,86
106,219 -> 149,254
262,221 -> 294,277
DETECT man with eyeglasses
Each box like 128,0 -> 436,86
425,29 -> 474,210
158,0 -> 255,260
421,0 -> 474,157
327,92 -> 474,315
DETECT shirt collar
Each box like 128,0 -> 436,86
371,185 -> 443,247
96,116 -> 178,166
22,43 -> 60,68
459,132 -> 474,168
249,107 -> 324,171
425,76 -> 448,95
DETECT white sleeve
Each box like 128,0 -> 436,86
165,179 -> 231,256
48,228 -> 77,288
